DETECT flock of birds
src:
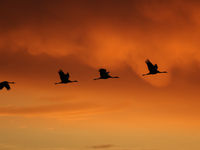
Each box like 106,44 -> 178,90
0,59 -> 167,90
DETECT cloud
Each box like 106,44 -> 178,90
0,143 -> 72,150
89,144 -> 115,149
0,101 -> 103,118
1,0 -> 200,63
0,143 -> 17,150
0,0 -> 200,86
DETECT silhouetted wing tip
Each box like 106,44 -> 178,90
155,64 -> 158,69
145,59 -> 151,64
5,84 -> 11,90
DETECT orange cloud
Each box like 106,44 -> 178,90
1,0 -> 200,86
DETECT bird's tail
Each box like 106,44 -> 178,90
55,82 -> 61,85
93,78 -> 100,80
112,76 -> 119,78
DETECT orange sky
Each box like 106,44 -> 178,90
0,0 -> 200,150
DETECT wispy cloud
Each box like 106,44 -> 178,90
0,143 -> 17,150
0,101 -> 105,119
89,144 -> 115,149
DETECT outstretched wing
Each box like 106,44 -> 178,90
4,83 -> 11,90
154,64 -> 158,70
58,70 -> 69,82
0,82 -> 4,90
66,72 -> 70,79
145,59 -> 156,72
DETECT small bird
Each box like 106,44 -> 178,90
94,68 -> 119,80
55,70 -> 78,84
0,81 -> 15,90
143,59 -> 167,76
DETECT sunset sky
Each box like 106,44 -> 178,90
0,0 -> 200,150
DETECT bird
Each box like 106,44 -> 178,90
143,59 -> 167,76
0,81 -> 15,90
94,68 -> 119,80
55,70 -> 78,84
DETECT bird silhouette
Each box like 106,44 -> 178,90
143,59 -> 167,76
55,70 -> 78,84
0,81 -> 15,90
94,68 -> 119,80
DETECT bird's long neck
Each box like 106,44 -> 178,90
158,71 -> 167,73
111,76 -> 119,78
55,82 -> 62,85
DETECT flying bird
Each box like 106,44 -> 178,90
94,68 -> 119,80
143,59 -> 167,76
0,81 -> 15,90
55,70 -> 78,84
